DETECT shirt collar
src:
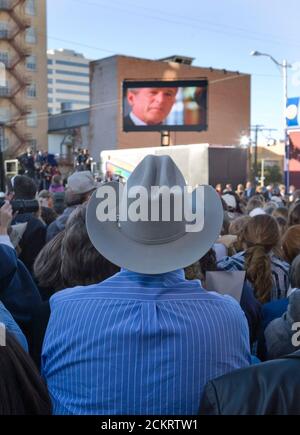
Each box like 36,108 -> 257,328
129,112 -> 148,126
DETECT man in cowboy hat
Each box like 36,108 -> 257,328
42,155 -> 250,415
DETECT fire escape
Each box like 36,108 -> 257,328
0,0 -> 33,156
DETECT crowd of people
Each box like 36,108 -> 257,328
1,156 -> 300,415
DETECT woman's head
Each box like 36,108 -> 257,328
242,214 -> 280,251
33,231 -> 65,295
282,225 -> 300,264
246,196 -> 265,215
228,215 -> 251,253
51,174 -> 62,186
272,207 -> 288,221
289,254 -> 300,289
185,248 -> 217,282
61,204 -> 120,287
288,202 -> 300,227
242,214 -> 280,303
0,332 -> 52,415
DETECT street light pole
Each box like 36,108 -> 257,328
282,59 -> 290,189
250,51 -> 292,189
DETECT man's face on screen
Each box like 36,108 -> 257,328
127,88 -> 177,125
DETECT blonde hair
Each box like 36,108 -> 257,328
242,214 -> 280,303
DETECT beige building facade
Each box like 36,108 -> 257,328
47,48 -> 90,114
0,0 -> 48,157
89,55 -> 251,160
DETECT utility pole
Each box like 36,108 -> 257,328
0,123 -> 5,192
250,124 -> 264,184
242,125 -> 277,184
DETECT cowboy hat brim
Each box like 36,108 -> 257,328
86,182 -> 223,274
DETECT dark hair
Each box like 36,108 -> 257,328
0,332 -> 52,415
13,176 -> 37,200
61,204 -> 120,287
288,202 -> 300,227
41,206 -> 57,226
64,190 -> 89,207
185,248 -> 217,281
52,174 -> 61,185
290,254 -> 300,288
246,196 -> 264,214
272,207 -> 288,221
275,216 -> 287,237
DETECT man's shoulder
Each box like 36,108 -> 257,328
49,276 -> 120,306
124,114 -> 135,127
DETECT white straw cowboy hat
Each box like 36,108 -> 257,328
86,155 -> 223,274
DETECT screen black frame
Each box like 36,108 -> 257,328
122,79 -> 208,132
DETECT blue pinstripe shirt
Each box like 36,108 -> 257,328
42,269 -> 251,415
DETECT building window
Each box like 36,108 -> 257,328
26,110 -> 37,127
55,70 -> 89,77
26,55 -> 37,71
0,51 -> 9,65
48,59 -> 53,65
56,79 -> 89,87
29,139 -> 37,152
0,108 -> 10,123
48,88 -> 53,93
27,82 -> 37,98
25,27 -> 37,44
57,98 -> 90,105
25,0 -> 36,16
56,89 -> 89,96
0,21 -> 9,39
56,60 -> 88,69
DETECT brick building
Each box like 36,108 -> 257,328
89,54 -> 251,160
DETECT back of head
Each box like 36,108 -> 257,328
282,225 -> 300,264
292,190 -> 300,203
229,215 -> 251,236
52,174 -> 61,185
289,254 -> 300,289
61,204 -> 120,287
33,231 -> 65,294
272,207 -> 288,221
0,332 -> 52,415
65,171 -> 97,207
288,202 -> 300,227
246,196 -> 264,215
243,214 -> 280,303
185,248 -> 217,281
228,215 -> 251,252
13,175 -> 37,200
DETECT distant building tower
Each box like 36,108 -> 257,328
0,0 -> 48,157
47,49 -> 91,114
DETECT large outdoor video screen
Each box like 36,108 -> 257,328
123,79 -> 208,132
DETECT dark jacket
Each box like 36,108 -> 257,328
0,244 -> 42,339
46,205 -> 77,242
12,213 -> 46,273
123,114 -> 135,129
200,350 -> 300,415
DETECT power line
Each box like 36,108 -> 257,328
65,0 -> 300,51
